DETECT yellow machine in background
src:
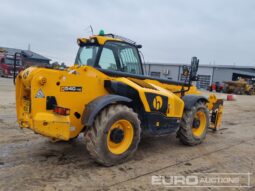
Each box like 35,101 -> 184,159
223,78 -> 254,95
16,31 -> 223,166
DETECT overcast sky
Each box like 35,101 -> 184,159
1,0 -> 255,66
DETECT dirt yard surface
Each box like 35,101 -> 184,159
0,77 -> 254,191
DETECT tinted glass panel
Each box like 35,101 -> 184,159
99,41 -> 142,75
119,47 -> 141,74
75,46 -> 99,66
98,48 -> 117,71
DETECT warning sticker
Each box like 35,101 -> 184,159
35,88 -> 45,98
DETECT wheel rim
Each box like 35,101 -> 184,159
192,111 -> 206,137
107,119 -> 134,155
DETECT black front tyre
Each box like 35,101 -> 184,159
177,102 -> 209,146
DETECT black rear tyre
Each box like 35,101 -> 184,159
84,104 -> 141,166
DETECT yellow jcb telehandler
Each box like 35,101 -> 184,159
15,31 -> 223,166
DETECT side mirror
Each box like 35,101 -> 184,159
182,65 -> 189,77
190,57 -> 199,81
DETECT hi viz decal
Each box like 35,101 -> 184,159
60,86 -> 82,92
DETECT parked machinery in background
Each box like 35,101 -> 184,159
223,78 -> 254,95
209,82 -> 224,93
0,51 -> 24,78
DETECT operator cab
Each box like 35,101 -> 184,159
75,34 -> 143,75
75,32 -> 199,89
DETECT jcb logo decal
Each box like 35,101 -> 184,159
153,96 -> 163,110
145,93 -> 168,113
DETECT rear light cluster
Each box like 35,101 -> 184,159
46,96 -> 70,116
53,106 -> 70,116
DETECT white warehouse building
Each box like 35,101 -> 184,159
143,63 -> 255,89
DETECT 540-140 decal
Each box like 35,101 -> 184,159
60,86 -> 82,92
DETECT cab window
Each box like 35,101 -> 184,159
75,46 -> 99,66
98,47 -> 117,71
98,41 -> 142,75
119,47 -> 141,74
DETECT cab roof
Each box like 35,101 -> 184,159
77,33 -> 142,48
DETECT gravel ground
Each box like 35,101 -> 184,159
0,77 -> 254,191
